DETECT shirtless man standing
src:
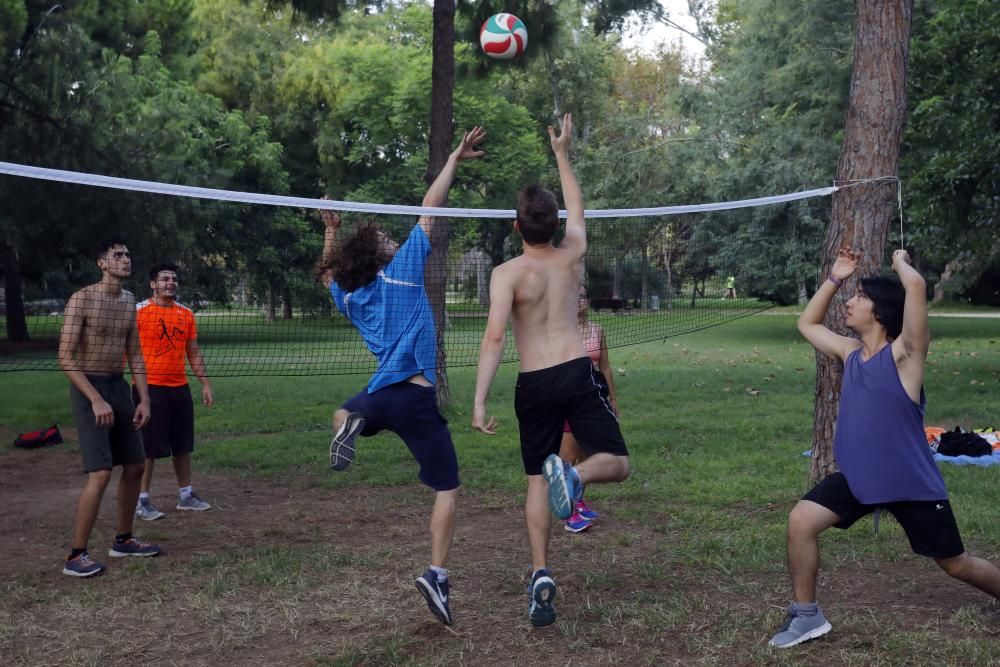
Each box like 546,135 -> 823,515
472,114 -> 630,626
59,239 -> 161,577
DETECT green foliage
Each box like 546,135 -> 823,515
903,0 -> 1000,301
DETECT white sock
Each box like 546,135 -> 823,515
139,492 -> 150,503
179,486 -> 193,499
430,565 -> 448,583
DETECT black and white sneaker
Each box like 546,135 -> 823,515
527,568 -> 557,627
330,412 -> 365,471
415,568 -> 452,625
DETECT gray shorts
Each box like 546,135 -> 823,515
70,375 -> 145,472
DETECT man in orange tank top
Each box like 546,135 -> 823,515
134,263 -> 214,520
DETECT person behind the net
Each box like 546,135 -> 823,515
559,282 -> 620,533
133,263 -> 215,522
471,113 -> 629,627
315,126 -> 485,626
58,239 -> 162,577
770,247 -> 1000,648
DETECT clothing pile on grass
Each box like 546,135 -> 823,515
925,426 -> 1000,467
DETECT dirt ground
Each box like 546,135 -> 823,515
2,437 -> 998,667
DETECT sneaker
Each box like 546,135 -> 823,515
564,511 -> 593,533
108,537 -> 161,558
330,412 -> 365,471
176,493 -> 211,511
542,454 -> 579,520
769,603 -> 833,648
415,568 -> 452,625
62,551 -> 104,577
135,499 -> 166,521
575,499 -> 598,521
527,569 -> 557,627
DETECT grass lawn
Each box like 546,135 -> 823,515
1,313 -> 998,665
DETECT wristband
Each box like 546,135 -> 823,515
828,275 -> 843,288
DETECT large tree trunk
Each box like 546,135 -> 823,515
425,0 -> 456,408
810,0 -> 913,482
3,241 -> 30,341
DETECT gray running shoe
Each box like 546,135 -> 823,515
135,499 -> 166,521
330,412 -> 365,471
176,493 -> 211,511
769,603 -> 832,648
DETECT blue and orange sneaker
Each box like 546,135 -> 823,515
62,551 -> 104,577
108,537 -> 161,558
527,568 -> 557,627
564,510 -> 592,533
542,454 -> 581,520
575,498 -> 598,521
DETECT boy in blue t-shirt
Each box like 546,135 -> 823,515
315,126 -> 485,626
771,247 -> 1000,649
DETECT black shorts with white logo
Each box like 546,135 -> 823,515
514,357 -> 627,475
803,472 -> 965,559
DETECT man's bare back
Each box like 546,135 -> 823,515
496,247 -> 587,372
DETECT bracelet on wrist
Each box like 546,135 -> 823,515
828,275 -> 843,288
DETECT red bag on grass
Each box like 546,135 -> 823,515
14,425 -> 63,449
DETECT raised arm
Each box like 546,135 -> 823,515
797,248 -> 861,362
317,204 -> 342,290
419,126 -> 487,237
472,266 -> 513,434
549,113 -> 585,257
891,250 -> 928,403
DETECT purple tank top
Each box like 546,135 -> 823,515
834,344 -> 947,504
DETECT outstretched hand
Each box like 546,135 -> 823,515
831,247 -> 859,281
452,126 -> 487,161
891,248 -> 911,273
319,196 -> 341,229
548,112 -> 573,155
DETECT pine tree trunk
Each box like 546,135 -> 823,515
810,0 -> 913,482
425,0 -> 456,409
282,286 -> 293,320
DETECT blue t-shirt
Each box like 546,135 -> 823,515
329,224 -> 437,393
834,344 -> 947,504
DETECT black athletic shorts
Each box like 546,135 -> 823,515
341,382 -> 460,491
133,384 -> 195,459
70,374 -> 145,472
515,356 -> 628,476
804,472 -> 965,559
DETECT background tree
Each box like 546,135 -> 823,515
810,0 -> 915,481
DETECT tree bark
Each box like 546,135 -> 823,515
3,241 -> 30,341
810,0 -> 913,482
282,285 -> 293,319
425,0 -> 456,408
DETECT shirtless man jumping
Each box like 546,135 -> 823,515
472,113 -> 630,627
59,239 -> 161,577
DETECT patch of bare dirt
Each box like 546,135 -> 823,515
1,443 -> 998,666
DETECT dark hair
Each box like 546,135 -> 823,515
149,263 -> 179,282
859,275 -> 905,340
94,238 -> 127,262
516,185 -> 559,245
327,224 -> 391,292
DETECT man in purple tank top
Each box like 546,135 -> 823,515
770,247 -> 1000,649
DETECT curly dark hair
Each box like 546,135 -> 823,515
516,185 -> 560,245
859,275 -> 905,340
318,224 -> 391,293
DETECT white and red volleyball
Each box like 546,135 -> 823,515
480,13 -> 528,60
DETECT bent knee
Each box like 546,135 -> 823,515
616,457 -> 630,481
936,553 -> 970,579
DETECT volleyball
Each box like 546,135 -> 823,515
480,13 -> 528,60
